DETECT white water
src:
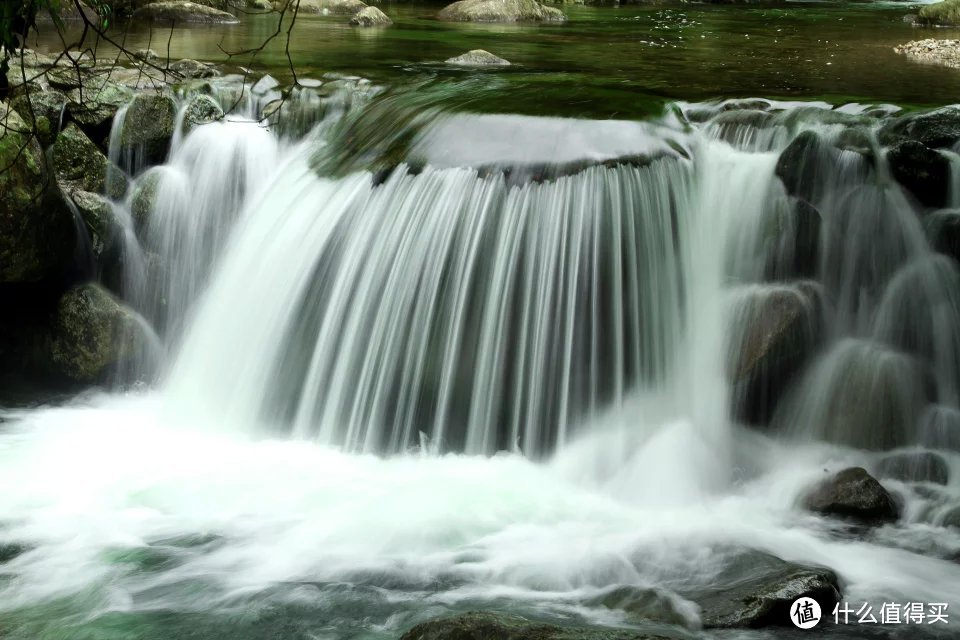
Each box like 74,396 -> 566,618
4,93 -> 960,637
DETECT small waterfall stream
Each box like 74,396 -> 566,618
2,86 -> 960,639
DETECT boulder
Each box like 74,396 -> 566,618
437,0 -> 566,22
0,102 -> 74,283
687,550 -> 841,629
130,168 -> 163,232
70,190 -> 115,258
761,198 -> 821,281
51,123 -> 108,194
802,467 -> 899,525
775,130 -> 834,204
9,89 -> 68,147
918,0 -> 960,27
728,283 -> 821,426
66,80 -> 134,139
398,612 -> 671,640
886,140 -> 950,209
120,93 -> 177,170
927,209 -> 960,265
585,586 -> 694,627
350,6 -> 392,25
168,59 -> 218,79
445,49 -> 511,66
133,1 -> 240,23
135,48 -> 160,61
879,105 -> 960,149
47,283 -> 151,383
182,94 -> 224,131
273,0 -> 368,15
875,452 -> 950,485
944,505 -> 960,528
918,405 -> 960,451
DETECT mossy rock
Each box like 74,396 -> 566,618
52,123 -> 109,194
0,102 -> 74,283
47,283 -> 151,383
182,94 -> 224,132
9,89 -> 69,148
437,0 -> 566,22
120,93 -> 178,170
70,190 -> 115,258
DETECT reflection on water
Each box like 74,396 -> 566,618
33,2 -> 960,118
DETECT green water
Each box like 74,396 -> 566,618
38,2 -> 960,117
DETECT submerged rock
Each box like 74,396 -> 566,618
887,140 -> 950,209
586,586 -> 695,628
133,1 -> 240,23
350,6 -> 392,26
927,209 -> 960,264
728,283 -> 821,426
445,49 -> 511,66
689,550 -> 841,629
398,612 -> 671,640
47,284 -> 151,383
802,467 -> 899,525
876,452 -> 950,485
761,198 -> 821,281
0,103 -> 73,283
51,123 -> 108,194
437,0 -> 565,22
120,93 -> 178,170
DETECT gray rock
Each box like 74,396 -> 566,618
728,282 -> 821,426
879,105 -> 960,149
133,1 -> 240,23
775,130 -> 835,204
130,168 -> 164,233
169,59 -> 218,79
802,467 -> 899,525
585,586 -> 693,627
51,123 -> 109,194
120,93 -> 178,169
70,190 -> 115,258
66,80 -> 134,136
876,452 -> 950,485
688,550 -> 841,629
135,48 -> 160,61
0,103 -> 74,283
944,505 -> 960,528
9,89 -> 69,147
398,612 -> 672,640
887,140 -> 950,208
274,0 -> 368,14
350,5 -> 392,26
437,0 -> 565,22
47,284 -> 152,383
445,49 -> 511,66
761,198 -> 821,281
183,94 -> 224,131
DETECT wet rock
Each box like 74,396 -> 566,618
133,1 -> 240,23
689,550 -> 841,629
887,141 -> 950,209
66,80 -> 133,139
169,59 -> 218,79
398,612 -> 671,640
918,405 -> 960,451
70,191 -> 115,258
586,586 -> 694,627
762,198 -> 821,281
350,6 -> 392,25
445,49 -> 511,66
437,0 -> 566,22
775,130 -> 834,203
0,102 -> 74,283
9,89 -> 68,147
944,505 -> 960,528
47,284 -> 151,383
918,0 -> 960,27
876,452 -> 950,485
182,94 -> 224,131
0,542 -> 29,563
802,467 -> 899,525
879,105 -> 960,149
927,209 -> 960,264
51,123 -> 108,194
275,0 -> 368,15
120,93 -> 177,170
728,282 -> 821,426
135,48 -> 160,61
130,168 -> 163,232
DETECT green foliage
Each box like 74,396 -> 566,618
918,0 -> 960,26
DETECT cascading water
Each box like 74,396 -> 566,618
2,84 -> 960,640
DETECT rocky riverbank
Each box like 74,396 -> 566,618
895,39 -> 960,70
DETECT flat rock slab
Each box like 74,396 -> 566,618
445,49 -> 511,66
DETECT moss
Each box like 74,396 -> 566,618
51,123 -> 109,194
919,0 -> 960,26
